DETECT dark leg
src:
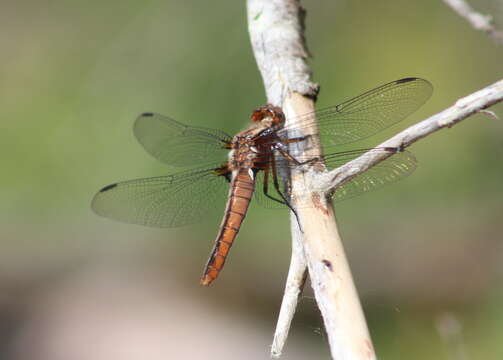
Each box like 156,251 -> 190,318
276,147 -> 325,168
298,156 -> 321,165
270,155 -> 303,232
262,164 -> 287,205
276,148 -> 302,165
274,140 -> 323,167
278,135 -> 309,144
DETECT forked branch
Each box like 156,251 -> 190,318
248,1 -> 503,360
248,1 -> 375,359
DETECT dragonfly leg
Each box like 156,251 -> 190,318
274,146 -> 302,166
278,135 -> 310,144
275,146 -> 324,170
298,157 -> 321,166
275,141 -> 321,167
270,155 -> 303,232
262,164 -> 287,205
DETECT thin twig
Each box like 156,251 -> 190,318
319,78 -> 503,193
270,215 -> 307,358
443,0 -> 503,46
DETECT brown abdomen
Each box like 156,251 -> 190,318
200,168 -> 255,285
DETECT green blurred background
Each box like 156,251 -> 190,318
1,0 -> 502,359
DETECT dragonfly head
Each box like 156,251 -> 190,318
250,104 -> 285,129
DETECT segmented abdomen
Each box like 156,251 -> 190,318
200,168 -> 255,285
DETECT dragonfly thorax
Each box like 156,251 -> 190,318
228,123 -> 277,171
228,136 -> 260,170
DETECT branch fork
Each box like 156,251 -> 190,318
247,1 -> 503,359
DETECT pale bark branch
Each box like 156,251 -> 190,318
247,1 -> 315,357
247,0 -> 319,106
247,1 -> 376,359
443,0 -> 503,46
319,78 -> 503,194
247,0 -> 503,358
270,215 -> 307,358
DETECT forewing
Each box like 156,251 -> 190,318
91,166 -> 229,228
134,113 -> 232,167
278,78 -> 432,151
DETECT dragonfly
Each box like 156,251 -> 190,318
91,77 -> 432,285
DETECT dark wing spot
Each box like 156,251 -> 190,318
395,77 -> 417,84
99,183 -> 118,192
141,112 -> 154,117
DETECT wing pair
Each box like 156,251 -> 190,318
92,77 -> 432,227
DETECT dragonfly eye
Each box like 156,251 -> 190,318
250,105 -> 285,127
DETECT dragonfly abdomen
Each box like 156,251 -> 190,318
200,168 -> 256,286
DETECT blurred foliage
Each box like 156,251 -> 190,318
0,0 -> 502,359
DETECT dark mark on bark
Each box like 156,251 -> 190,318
322,259 -> 333,272
311,193 -> 329,215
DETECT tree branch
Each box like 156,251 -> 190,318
247,1 -> 376,359
247,2 -> 315,357
247,0 -> 503,358
319,78 -> 503,194
247,0 -> 319,107
443,0 -> 503,46
270,214 -> 307,358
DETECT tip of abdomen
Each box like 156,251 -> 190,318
200,267 -> 220,286
200,274 -> 214,286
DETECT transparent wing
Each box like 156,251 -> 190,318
91,165 -> 229,228
254,149 -> 416,208
325,150 -> 417,202
253,153 -> 293,209
278,78 -> 432,151
134,112 -> 232,167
